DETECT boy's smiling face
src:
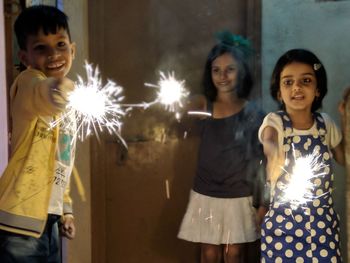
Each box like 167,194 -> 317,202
19,27 -> 75,79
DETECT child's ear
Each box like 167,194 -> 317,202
71,42 -> 76,59
18,50 -> 29,67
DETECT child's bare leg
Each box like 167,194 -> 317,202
201,243 -> 222,263
223,243 -> 244,263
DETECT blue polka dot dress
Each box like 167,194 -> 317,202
261,111 -> 342,263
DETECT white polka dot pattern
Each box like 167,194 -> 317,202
261,112 -> 342,262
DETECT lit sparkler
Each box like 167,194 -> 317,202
52,66 -> 190,145
51,62 -> 128,146
145,71 -> 189,115
279,146 -> 328,209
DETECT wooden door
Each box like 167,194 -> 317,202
88,1 -> 261,262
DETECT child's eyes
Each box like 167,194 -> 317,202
33,45 -> 46,51
211,67 -> 236,74
301,78 -> 312,84
57,41 -> 67,48
281,78 -> 313,87
282,79 -> 294,86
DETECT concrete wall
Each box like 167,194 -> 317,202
262,0 -> 350,260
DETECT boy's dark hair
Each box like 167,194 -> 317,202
270,49 -> 327,112
202,44 -> 253,102
14,5 -> 71,50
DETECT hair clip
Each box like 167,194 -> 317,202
313,63 -> 322,71
215,30 -> 253,57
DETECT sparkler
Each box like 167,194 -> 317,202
51,62 -> 128,147
145,71 -> 189,117
51,65 -> 190,146
279,146 -> 328,209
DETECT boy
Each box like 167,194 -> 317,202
0,5 -> 77,262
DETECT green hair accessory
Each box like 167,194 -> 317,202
215,30 -> 253,57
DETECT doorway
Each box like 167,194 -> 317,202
89,1 -> 262,262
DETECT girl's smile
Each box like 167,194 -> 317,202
211,53 -> 238,93
279,62 -> 319,113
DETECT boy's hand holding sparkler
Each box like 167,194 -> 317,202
50,62 -> 127,143
50,77 -> 75,110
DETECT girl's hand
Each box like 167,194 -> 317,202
185,95 -> 207,114
60,214 -> 76,240
255,206 -> 268,233
261,126 -> 284,182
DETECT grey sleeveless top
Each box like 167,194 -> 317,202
193,101 -> 265,198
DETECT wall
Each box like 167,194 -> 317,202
262,0 -> 350,260
0,0 -> 8,174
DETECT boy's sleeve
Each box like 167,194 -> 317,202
63,166 -> 75,215
63,166 -> 87,215
11,69 -> 71,117
63,177 -> 73,215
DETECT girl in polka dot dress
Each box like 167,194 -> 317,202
258,49 -> 345,262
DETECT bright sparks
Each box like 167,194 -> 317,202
145,71 -> 189,114
279,146 -> 328,209
52,62 -> 127,146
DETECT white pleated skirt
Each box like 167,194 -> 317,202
178,190 -> 259,245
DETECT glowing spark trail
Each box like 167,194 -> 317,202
51,62 -> 128,146
145,71 -> 189,115
187,111 -> 212,117
165,179 -> 170,199
279,146 -> 328,210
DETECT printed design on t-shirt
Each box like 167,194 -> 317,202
53,166 -> 67,188
24,165 -> 35,174
53,112 -> 76,190
58,134 -> 73,164
34,126 -> 54,140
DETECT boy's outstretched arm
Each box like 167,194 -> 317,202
13,70 -> 75,117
